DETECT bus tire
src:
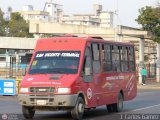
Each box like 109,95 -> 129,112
71,97 -> 85,120
22,106 -> 35,119
113,93 -> 123,112
107,104 -> 114,113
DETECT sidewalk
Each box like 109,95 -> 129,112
137,80 -> 160,90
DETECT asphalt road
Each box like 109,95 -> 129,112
1,91 -> 160,120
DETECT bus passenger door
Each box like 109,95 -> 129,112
91,43 -> 102,106
81,47 -> 96,107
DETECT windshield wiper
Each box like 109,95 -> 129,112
29,69 -> 65,74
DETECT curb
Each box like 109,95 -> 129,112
137,85 -> 160,90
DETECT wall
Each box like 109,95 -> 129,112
0,37 -> 37,49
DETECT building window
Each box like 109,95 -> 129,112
0,57 -> 6,61
0,49 -> 6,54
48,5 -> 51,7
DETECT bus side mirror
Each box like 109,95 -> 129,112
85,67 -> 91,76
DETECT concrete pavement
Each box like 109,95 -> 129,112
137,80 -> 160,91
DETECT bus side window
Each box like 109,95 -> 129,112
120,46 -> 129,72
103,44 -> 112,72
82,47 -> 92,82
91,43 -> 101,73
129,47 -> 135,71
112,45 -> 121,72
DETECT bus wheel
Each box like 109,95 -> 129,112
107,104 -> 114,113
22,106 -> 35,119
113,93 -> 123,112
71,97 -> 85,120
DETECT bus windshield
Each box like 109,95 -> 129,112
28,51 -> 80,74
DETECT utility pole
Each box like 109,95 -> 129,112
138,36 -> 145,84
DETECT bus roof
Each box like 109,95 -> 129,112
35,36 -> 134,51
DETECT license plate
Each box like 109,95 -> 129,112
36,100 -> 47,105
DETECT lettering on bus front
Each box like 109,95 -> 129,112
35,52 -> 80,58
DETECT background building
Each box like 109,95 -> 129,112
61,14 -> 100,27
43,0 -> 63,22
18,0 -> 63,22
61,4 -> 114,28
18,2 -> 113,28
19,6 -> 49,22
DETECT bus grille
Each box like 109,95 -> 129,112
30,87 -> 55,93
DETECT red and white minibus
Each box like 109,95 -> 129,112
18,35 -> 137,120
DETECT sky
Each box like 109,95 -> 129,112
0,0 -> 159,28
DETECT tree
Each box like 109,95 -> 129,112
8,12 -> 33,37
0,8 -> 7,36
136,6 -> 160,43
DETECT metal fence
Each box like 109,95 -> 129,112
0,62 -> 28,78
146,63 -> 156,79
136,63 -> 156,79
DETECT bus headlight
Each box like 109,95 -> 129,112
19,88 -> 29,93
57,88 -> 71,94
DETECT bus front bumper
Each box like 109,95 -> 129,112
18,94 -> 78,107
